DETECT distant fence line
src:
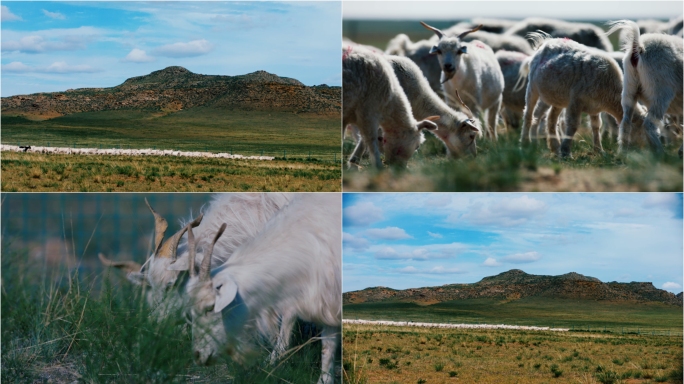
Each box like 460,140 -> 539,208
344,318 -> 683,337
3,142 -> 341,163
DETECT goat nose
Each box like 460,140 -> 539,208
444,63 -> 454,71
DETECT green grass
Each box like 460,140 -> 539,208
343,130 -> 683,192
1,151 -> 341,192
1,248 -> 331,383
1,107 -> 340,160
344,297 -> 684,334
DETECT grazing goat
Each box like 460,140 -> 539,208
505,17 -> 614,51
386,55 -> 481,158
421,21 -> 505,140
607,20 -> 683,154
386,27 -> 530,97
185,193 -> 341,384
99,193 -> 293,324
496,50 -> 530,130
343,45 -> 438,168
519,33 -> 647,157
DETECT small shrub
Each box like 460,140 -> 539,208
434,362 -> 444,372
449,371 -> 458,377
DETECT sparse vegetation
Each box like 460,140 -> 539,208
343,323 -> 683,383
1,152 -> 340,192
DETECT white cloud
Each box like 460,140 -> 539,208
123,48 -> 155,63
344,201 -> 383,227
483,257 -> 501,267
364,227 -> 412,240
42,9 -> 66,20
428,231 -> 443,239
1,61 -> 99,74
457,196 -> 547,226
395,266 -> 467,275
1,62 -> 31,72
643,194 -> 677,209
2,34 -> 93,53
153,39 -> 214,58
662,282 -> 682,291
374,242 -> 466,260
1,5 -> 21,21
501,251 -> 541,264
45,61 -> 99,73
343,232 -> 370,251
425,194 -> 452,207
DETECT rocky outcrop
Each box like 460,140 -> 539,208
343,269 -> 683,306
1,67 -> 340,118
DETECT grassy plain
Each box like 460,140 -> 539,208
343,131 -> 683,192
344,298 -> 684,334
1,249 -> 332,383
1,108 -> 340,160
1,152 -> 341,192
1,108 -> 342,191
343,324 -> 683,384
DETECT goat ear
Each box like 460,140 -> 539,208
214,280 -> 238,313
417,120 -> 438,131
425,115 -> 441,122
429,45 -> 440,55
126,272 -> 147,286
167,254 -> 189,271
458,46 -> 467,54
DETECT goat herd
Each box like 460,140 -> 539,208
99,193 -> 341,384
343,16 -> 683,169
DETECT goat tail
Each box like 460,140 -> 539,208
606,20 -> 643,67
526,30 -> 552,51
513,56 -> 532,92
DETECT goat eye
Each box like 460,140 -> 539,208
207,304 -> 215,313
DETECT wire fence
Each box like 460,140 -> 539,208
6,140 -> 342,163
0,193 -> 213,280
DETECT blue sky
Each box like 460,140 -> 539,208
344,1 -> 682,21
343,193 -> 683,294
1,1 -> 341,96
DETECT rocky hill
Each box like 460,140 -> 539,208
344,269 -> 683,306
1,66 -> 340,118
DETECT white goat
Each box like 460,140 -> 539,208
421,22 -> 505,140
385,55 -> 481,158
386,27 -> 530,98
519,33 -> 647,157
99,193 -> 293,325
495,50 -> 530,131
343,45 -> 438,168
184,193 -> 341,384
606,20 -> 683,154
505,17 -> 614,51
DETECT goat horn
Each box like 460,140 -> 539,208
145,198 -> 168,255
454,89 -> 475,120
199,223 -> 227,281
420,21 -> 443,39
457,24 -> 483,40
158,213 -> 204,261
187,225 -> 197,278
98,253 -> 142,274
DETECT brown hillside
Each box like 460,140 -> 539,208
343,269 -> 683,306
1,66 -> 340,119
